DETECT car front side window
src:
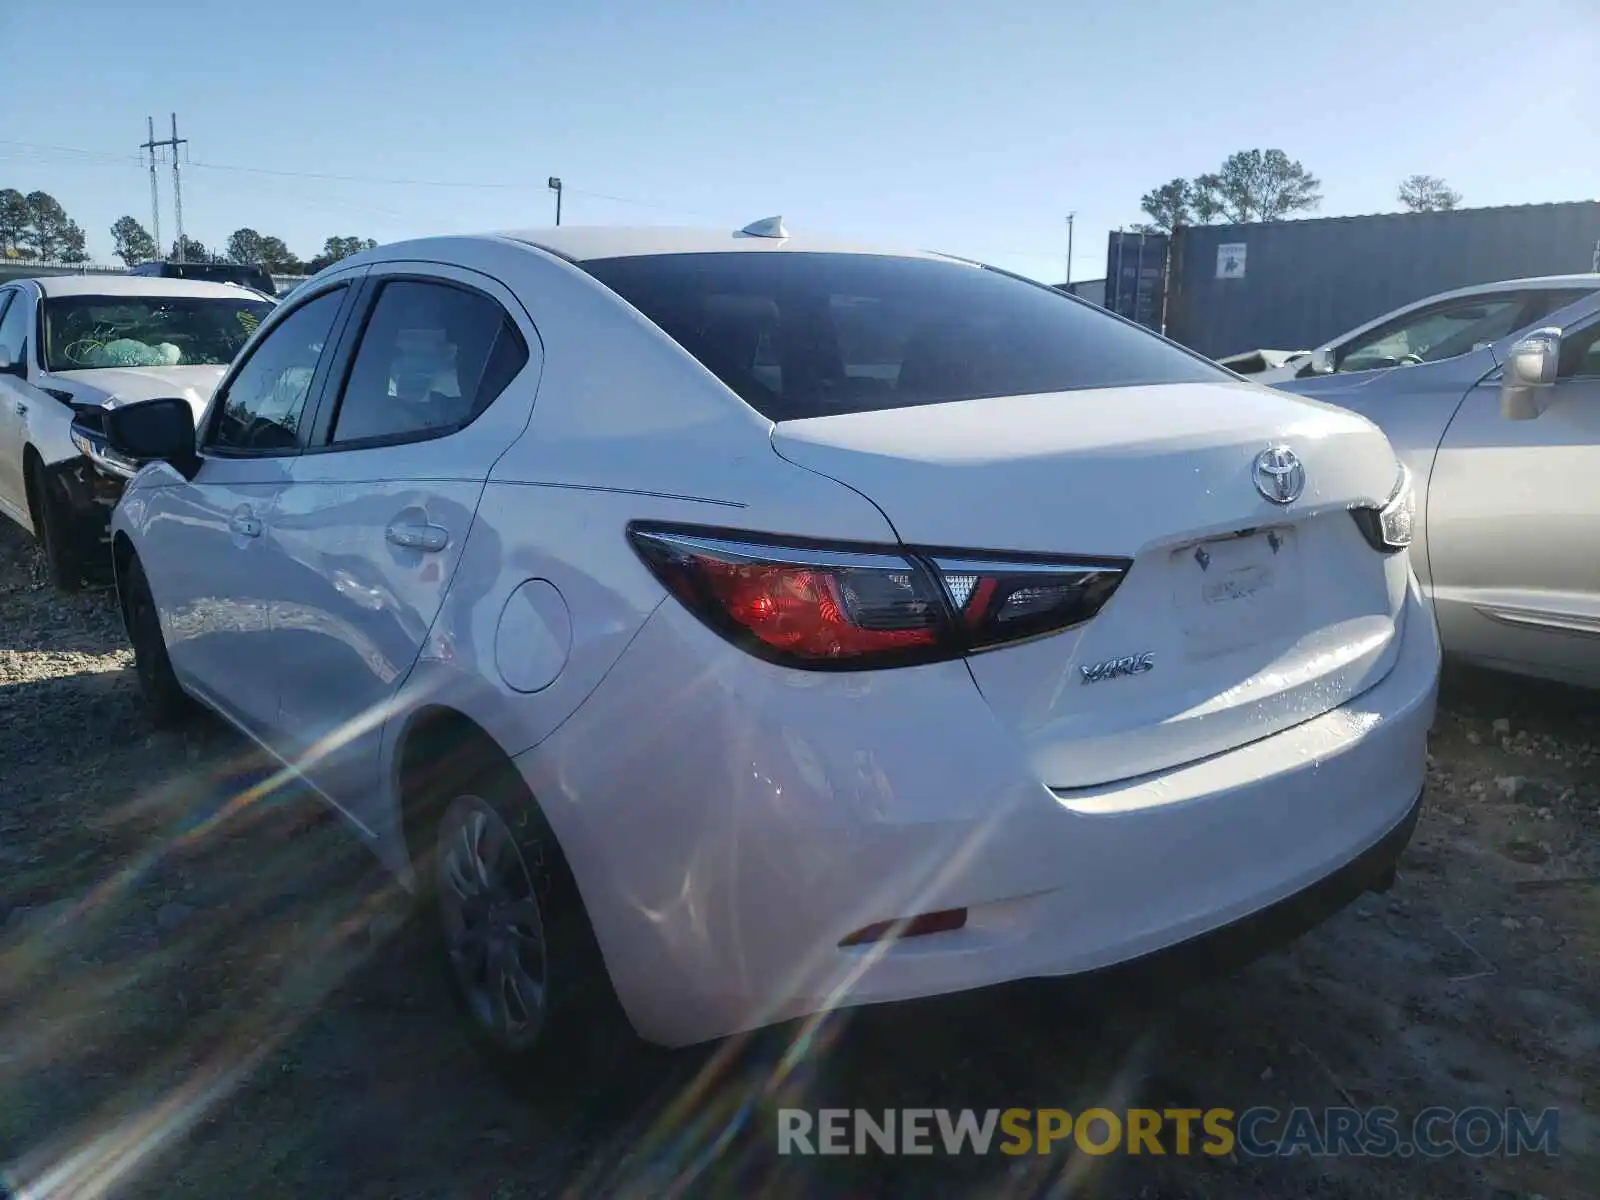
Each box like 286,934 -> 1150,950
1336,295 -> 1527,374
324,278 -> 527,448
204,287 -> 347,456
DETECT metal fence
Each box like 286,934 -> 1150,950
0,259 -> 127,280
0,258 -> 313,294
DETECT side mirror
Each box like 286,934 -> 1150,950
102,397 -> 199,479
0,347 -> 23,378
1499,328 -> 1560,421
1305,347 -> 1336,376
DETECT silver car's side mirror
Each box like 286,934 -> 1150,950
1499,328 -> 1561,421
1307,347 -> 1336,376
0,347 -> 22,378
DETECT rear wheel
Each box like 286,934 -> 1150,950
122,555 -> 193,726
415,745 -> 639,1089
27,459 -> 83,592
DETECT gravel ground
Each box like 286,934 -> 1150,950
1,520 -> 1596,1200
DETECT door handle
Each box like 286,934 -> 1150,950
13,401 -> 24,417
385,521 -> 449,553
229,512 -> 262,538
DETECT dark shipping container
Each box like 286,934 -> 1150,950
1153,201 -> 1600,359
1103,231 -> 1169,332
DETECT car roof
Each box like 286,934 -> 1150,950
495,224 -> 953,264
29,275 -> 269,300
1416,274 -> 1600,302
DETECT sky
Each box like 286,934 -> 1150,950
4,0 -> 1597,283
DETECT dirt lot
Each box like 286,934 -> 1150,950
1,521 -> 1596,1199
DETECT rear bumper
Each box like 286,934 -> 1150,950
1033,780 -> 1419,999
520,578 -> 1440,1048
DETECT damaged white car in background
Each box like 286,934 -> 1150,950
0,274 -> 273,589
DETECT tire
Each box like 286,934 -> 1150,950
417,747 -> 640,1093
121,554 -> 194,727
27,459 -> 84,592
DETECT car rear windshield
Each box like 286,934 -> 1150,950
581,252 -> 1226,421
42,295 -> 273,371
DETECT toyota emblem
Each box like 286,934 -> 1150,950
1252,446 -> 1305,505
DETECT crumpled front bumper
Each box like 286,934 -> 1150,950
42,453 -> 124,577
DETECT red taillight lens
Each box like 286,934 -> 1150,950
630,526 -> 1129,670
630,528 -> 949,668
697,561 -> 940,656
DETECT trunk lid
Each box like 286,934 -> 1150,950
772,381 -> 1411,788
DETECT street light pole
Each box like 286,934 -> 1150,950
548,177 -> 563,226
1065,212 -> 1076,288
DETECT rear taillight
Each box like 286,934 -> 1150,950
931,555 -> 1128,651
1350,465 -> 1414,554
629,526 -> 1128,670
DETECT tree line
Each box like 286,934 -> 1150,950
1135,151 -> 1462,233
113,217 -> 376,275
0,190 -> 90,263
1,167 -> 1474,270
0,187 -> 376,274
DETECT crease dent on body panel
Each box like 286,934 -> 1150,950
516,592 -> 671,758
410,482 -> 492,674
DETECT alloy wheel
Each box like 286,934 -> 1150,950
435,796 -> 550,1052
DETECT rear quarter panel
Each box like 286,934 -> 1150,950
372,239 -> 900,873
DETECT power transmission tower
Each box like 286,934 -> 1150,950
170,115 -> 188,260
139,116 -> 162,257
140,114 -> 189,260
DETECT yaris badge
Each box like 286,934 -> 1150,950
1080,652 -> 1155,684
1252,446 -> 1305,505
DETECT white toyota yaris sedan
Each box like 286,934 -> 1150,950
87,221 -> 1439,1066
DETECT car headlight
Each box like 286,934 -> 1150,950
1351,464 -> 1414,553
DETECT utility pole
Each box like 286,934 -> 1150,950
139,117 -> 162,258
548,177 -> 563,226
1065,212 -> 1076,288
141,115 -> 188,260
170,114 -> 188,260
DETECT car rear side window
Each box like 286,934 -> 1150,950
327,279 -> 527,447
0,288 -> 29,366
581,252 -> 1225,421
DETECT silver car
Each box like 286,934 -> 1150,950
1276,288 -> 1600,689
1252,275 -> 1600,385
